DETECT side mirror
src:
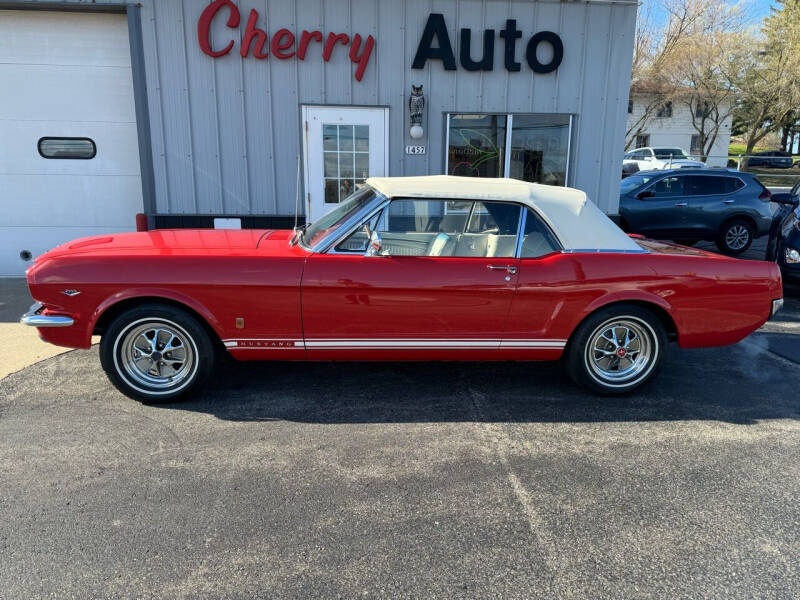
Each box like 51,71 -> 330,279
364,227 -> 384,257
771,193 -> 799,207
643,156 -> 653,161
637,190 -> 655,200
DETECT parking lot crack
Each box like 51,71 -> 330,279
467,385 -> 559,573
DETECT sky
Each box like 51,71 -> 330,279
644,0 -> 777,29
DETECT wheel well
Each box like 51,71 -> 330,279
92,297 -> 223,348
569,300 -> 678,347
720,214 -> 756,233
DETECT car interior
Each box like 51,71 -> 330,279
335,199 -> 560,258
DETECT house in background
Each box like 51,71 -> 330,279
625,82 -> 733,168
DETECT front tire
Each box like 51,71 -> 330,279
716,219 -> 753,255
565,305 -> 667,395
100,303 -> 216,403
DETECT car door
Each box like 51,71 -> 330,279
300,198 -> 522,359
503,207 -> 571,358
684,174 -> 739,236
624,174 -> 689,236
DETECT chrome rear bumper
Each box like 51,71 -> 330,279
20,303 -> 75,328
771,298 -> 784,318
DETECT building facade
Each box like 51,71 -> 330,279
626,91 -> 733,168
0,0 -> 637,276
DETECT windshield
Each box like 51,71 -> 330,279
301,185 -> 377,248
620,173 -> 656,195
653,148 -> 689,159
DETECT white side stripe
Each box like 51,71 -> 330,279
223,338 -> 566,349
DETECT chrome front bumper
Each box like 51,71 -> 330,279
20,303 -> 75,328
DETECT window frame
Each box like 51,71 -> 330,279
37,136 -> 97,160
323,196 -> 564,259
655,101 -> 673,118
638,173 -> 746,198
685,174 -> 747,197
444,113 -> 574,186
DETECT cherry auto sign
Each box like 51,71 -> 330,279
197,3 -> 563,81
197,0 -> 376,81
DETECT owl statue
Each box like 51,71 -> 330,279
409,84 -> 425,126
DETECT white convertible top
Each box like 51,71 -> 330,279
366,175 -> 641,252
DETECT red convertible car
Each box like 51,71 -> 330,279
22,176 -> 783,402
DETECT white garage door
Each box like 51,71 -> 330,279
0,10 -> 143,276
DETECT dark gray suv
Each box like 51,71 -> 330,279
618,169 -> 774,254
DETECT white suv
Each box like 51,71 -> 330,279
623,147 -> 706,171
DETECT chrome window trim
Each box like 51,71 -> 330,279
514,205 -> 527,259
321,197 -> 563,259
308,188 -> 388,253
638,172 -> 747,199
561,248 -> 650,254
517,206 -> 565,259
324,200 -> 390,254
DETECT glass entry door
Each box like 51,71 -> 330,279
302,106 -> 388,222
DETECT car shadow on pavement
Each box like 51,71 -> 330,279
153,344 -> 800,426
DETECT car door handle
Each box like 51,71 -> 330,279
488,265 -> 518,274
723,199 -> 734,204
674,202 -> 688,207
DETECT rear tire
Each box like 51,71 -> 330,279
716,219 -> 753,255
565,305 -> 667,395
99,303 -> 216,403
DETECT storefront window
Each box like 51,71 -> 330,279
446,114 -> 506,178
508,114 -> 570,186
446,113 -> 571,186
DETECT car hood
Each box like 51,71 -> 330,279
35,228 -> 297,262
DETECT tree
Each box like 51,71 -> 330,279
626,0 -> 745,152
731,0 -> 800,157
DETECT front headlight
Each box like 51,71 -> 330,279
785,248 -> 800,264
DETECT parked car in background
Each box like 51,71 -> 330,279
619,169 -> 774,254
746,151 -> 794,169
20,176 -> 782,400
621,162 -> 640,179
623,147 -> 706,171
767,181 -> 800,282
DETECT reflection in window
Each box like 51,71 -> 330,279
38,137 -> 96,159
651,176 -> 685,197
447,115 -> 506,178
323,124 -> 369,204
508,114 -> 570,186
521,208 -> 561,257
337,199 -> 522,258
446,113 -> 571,186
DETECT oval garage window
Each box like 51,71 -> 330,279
38,137 -> 96,159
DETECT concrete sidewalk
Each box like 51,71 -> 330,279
0,277 -> 71,380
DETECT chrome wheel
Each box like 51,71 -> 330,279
725,225 -> 749,250
117,319 -> 196,392
585,317 -> 656,386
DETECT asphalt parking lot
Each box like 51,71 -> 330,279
2,246 -> 800,598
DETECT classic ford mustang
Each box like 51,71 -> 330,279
22,176 -> 783,402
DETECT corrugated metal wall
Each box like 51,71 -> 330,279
19,0 -> 637,215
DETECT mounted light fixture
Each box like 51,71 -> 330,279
409,84 -> 425,139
